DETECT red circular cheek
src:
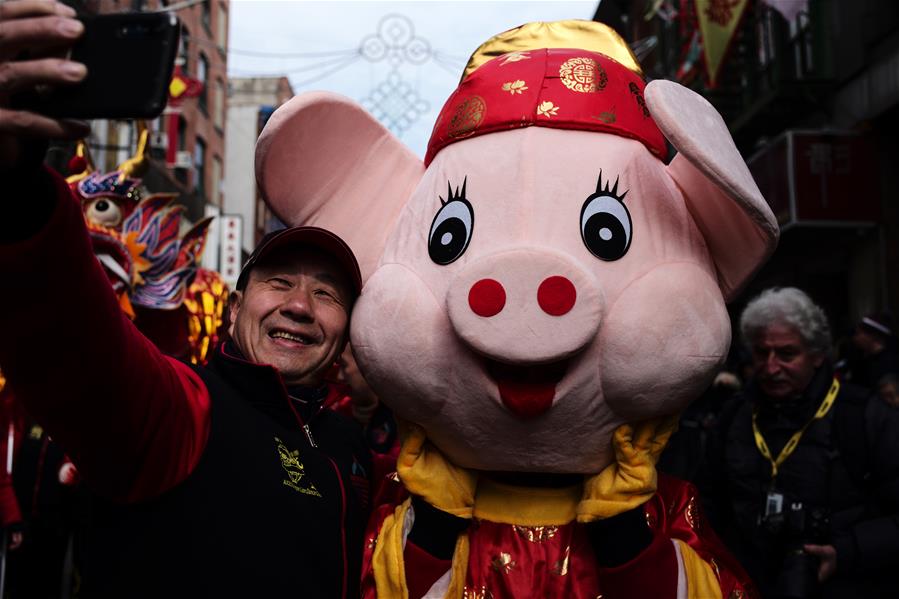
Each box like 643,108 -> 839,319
468,279 -> 506,317
537,276 -> 577,316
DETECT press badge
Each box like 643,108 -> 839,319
764,490 -> 784,516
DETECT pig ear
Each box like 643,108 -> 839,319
645,80 -> 779,301
255,91 -> 424,282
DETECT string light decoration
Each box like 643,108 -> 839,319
223,13 -> 467,138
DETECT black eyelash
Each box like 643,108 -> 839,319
439,176 -> 468,205
595,169 -> 628,201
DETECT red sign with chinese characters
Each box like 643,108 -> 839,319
791,133 -> 880,222
748,131 -> 880,226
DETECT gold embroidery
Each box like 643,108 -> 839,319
500,51 -> 531,65
513,525 -> 559,542
275,436 -> 322,497
710,558 -> 721,580
463,586 -> 494,599
705,0 -> 742,26
559,57 -> 607,93
448,96 -> 486,138
501,80 -> 528,95
686,495 -> 699,531
29,425 -> 43,440
592,110 -> 617,124
490,552 -> 516,574
550,546 -> 570,576
628,82 -> 651,117
536,101 -> 559,118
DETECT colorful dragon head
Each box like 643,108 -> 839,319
66,124 -> 228,362
88,194 -> 213,317
75,169 -> 143,229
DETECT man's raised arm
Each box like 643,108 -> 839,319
0,0 -> 209,502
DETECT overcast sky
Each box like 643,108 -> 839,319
228,1 -> 598,157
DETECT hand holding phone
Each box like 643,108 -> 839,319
0,0 -> 91,169
29,11 -> 181,120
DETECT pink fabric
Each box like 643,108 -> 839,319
255,92 -> 424,283
352,128 -> 735,473
645,80 -> 778,300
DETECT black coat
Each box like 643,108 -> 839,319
708,366 -> 899,599
78,347 -> 370,598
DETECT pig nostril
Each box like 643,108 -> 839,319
537,276 -> 577,316
468,279 -> 506,317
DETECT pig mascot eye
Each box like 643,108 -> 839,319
580,173 -> 632,261
428,179 -> 474,265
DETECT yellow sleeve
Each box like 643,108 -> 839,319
675,539 -> 723,599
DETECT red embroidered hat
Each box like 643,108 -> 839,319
425,21 -> 667,166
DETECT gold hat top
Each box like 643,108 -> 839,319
462,20 -> 642,81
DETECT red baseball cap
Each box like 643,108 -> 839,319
236,226 -> 362,298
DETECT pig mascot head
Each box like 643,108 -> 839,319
255,21 -> 777,476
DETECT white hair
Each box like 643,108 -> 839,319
739,287 -> 831,356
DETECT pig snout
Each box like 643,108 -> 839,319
445,249 -> 602,419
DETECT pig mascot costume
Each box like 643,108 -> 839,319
255,21 -> 777,599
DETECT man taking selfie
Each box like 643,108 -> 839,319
0,1 -> 368,596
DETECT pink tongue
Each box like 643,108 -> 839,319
486,360 -> 567,419
496,379 -> 555,419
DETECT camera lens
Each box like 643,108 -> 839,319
773,548 -> 819,599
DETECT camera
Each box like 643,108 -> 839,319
760,497 -> 830,599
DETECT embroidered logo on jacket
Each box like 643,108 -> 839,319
275,436 -> 322,497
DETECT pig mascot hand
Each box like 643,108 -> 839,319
255,20 -> 777,599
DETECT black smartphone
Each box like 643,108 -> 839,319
31,11 -> 180,120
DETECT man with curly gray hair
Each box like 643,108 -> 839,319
710,286 -> 899,598
739,287 -> 831,400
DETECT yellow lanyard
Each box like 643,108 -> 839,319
751,377 -> 840,479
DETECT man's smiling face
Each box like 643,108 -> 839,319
229,245 -> 352,386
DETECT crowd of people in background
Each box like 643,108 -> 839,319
659,288 -> 899,598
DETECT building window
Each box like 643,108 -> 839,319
194,137 -> 206,196
177,116 -> 187,151
213,79 -> 225,129
105,122 -> 119,173
201,0 -> 212,35
179,24 -> 190,74
197,53 -> 209,113
172,117 -> 188,184
217,2 -> 228,49
212,155 -> 223,207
